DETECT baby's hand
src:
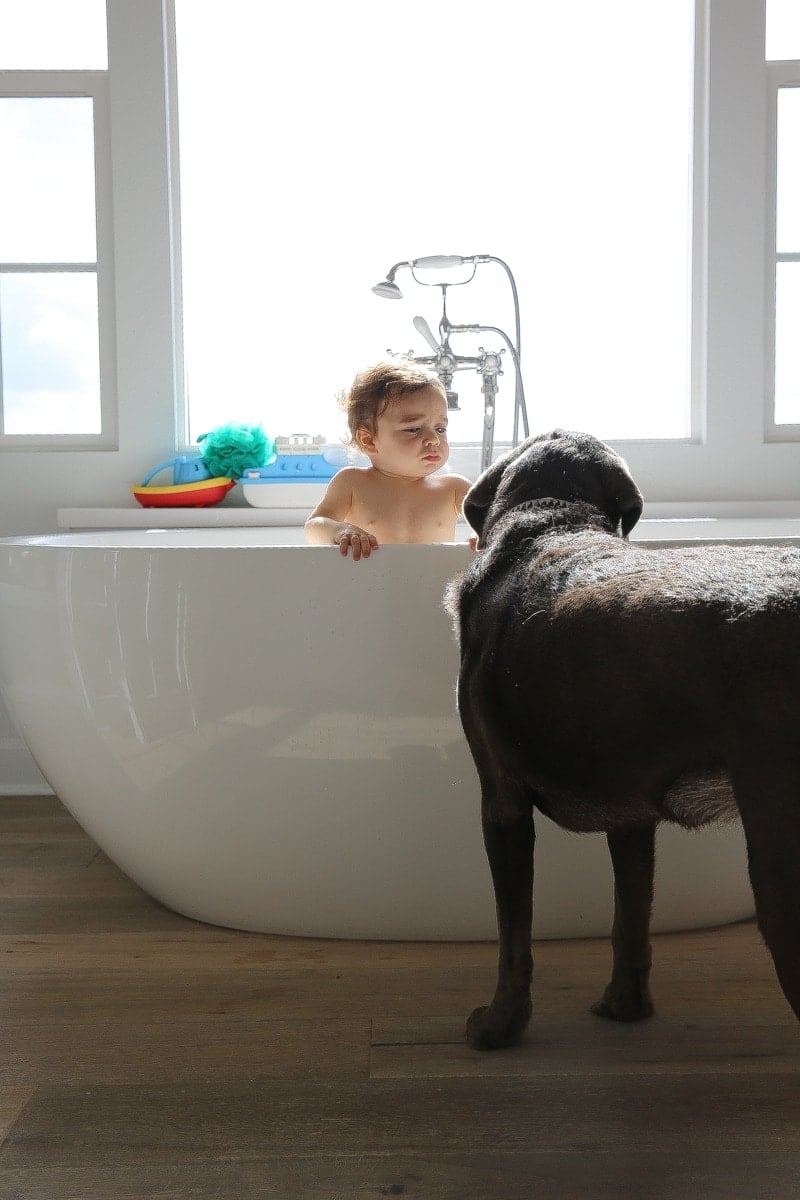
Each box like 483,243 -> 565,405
335,524 -> 379,561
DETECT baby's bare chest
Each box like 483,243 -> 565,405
351,485 -> 457,543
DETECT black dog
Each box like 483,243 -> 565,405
445,429 -> 800,1050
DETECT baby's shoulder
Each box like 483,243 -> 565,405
326,465 -> 369,491
435,472 -> 472,499
429,471 -> 471,515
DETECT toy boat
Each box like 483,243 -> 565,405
239,433 -> 358,508
132,453 -> 235,507
131,477 -> 236,507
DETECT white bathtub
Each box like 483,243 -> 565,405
0,527 -> 758,941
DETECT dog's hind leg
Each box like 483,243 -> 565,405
731,755 -> 800,1023
591,824 -> 656,1022
466,796 -> 535,1050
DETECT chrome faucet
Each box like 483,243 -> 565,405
371,255 -> 529,472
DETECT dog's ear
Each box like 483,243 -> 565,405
618,489 -> 644,537
462,442 -> 528,538
602,455 -> 644,537
462,465 -> 501,539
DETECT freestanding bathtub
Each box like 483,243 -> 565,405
0,527 -> 756,940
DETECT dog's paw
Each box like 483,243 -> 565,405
590,983 -> 654,1023
465,1000 -> 531,1050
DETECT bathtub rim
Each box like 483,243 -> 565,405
3,516 -> 800,551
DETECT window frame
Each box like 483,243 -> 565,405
765,62 -> 800,442
0,70 -> 118,449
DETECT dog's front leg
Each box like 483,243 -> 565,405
466,801 -> 534,1050
591,824 -> 656,1022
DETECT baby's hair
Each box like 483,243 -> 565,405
338,359 -> 446,443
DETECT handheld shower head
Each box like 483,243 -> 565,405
371,278 -> 403,299
372,255 -> 486,300
371,261 -> 410,300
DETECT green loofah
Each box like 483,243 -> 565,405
196,423 -> 275,480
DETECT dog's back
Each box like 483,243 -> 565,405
448,499 -> 800,834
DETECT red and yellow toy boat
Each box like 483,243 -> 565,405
132,454 -> 235,507
131,477 -> 236,507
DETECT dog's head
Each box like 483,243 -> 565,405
463,429 -> 644,548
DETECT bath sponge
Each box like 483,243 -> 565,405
196,423 -> 275,480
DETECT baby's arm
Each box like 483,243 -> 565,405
304,470 -> 379,561
452,475 -> 478,547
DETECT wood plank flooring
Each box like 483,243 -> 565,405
0,794 -> 798,1199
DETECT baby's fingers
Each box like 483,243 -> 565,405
337,530 -> 378,561
351,532 -> 377,561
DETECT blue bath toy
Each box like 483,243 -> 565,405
139,454 -> 212,486
239,434 -> 359,484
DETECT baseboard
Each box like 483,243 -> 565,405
0,783 -> 54,797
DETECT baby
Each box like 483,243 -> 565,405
304,359 -> 473,560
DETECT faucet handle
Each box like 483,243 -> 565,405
412,315 -> 441,353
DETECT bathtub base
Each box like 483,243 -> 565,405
126,813 -> 752,943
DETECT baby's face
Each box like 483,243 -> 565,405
362,386 -> 450,479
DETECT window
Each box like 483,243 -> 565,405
772,86 -> 800,425
173,0 -> 695,450
0,96 -> 100,435
766,0 -> 800,429
0,0 -> 115,445
0,0 -> 107,69
766,0 -> 800,58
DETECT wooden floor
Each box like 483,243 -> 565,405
0,796 -> 797,1199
